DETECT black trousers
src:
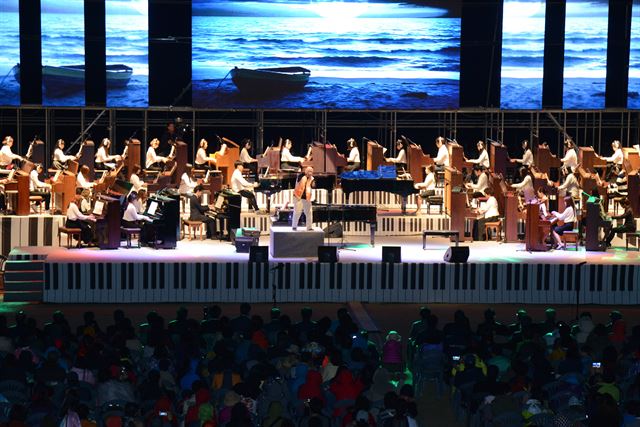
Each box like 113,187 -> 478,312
606,225 -> 635,245
66,219 -> 94,244
30,190 -> 50,210
200,216 -> 217,238
473,216 -> 499,241
239,189 -> 259,211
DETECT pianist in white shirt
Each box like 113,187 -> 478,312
53,139 -> 77,170
434,136 -> 450,170
129,165 -> 146,192
231,161 -> 260,211
0,136 -> 23,171
465,140 -> 490,170
95,138 -> 121,170
76,165 -> 95,190
550,196 -> 577,250
514,139 -> 534,167
345,138 -> 361,171
145,138 -> 168,170
472,187 -> 500,241
29,164 -> 52,212
385,138 -> 407,165
195,139 -> 213,170
560,138 -> 578,173
179,166 -> 198,196
122,191 -> 152,228
66,191 -> 96,245
240,139 -> 258,176
281,138 -> 307,169
598,140 -> 624,181
414,164 -> 436,213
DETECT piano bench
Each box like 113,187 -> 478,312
561,230 -> 580,250
484,219 -> 502,242
426,196 -> 443,214
626,232 -> 640,251
120,227 -> 141,248
58,227 -> 82,249
422,230 -> 460,249
29,196 -> 44,214
183,220 -> 204,241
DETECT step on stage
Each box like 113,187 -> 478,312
5,235 -> 639,305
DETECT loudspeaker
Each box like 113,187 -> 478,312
249,246 -> 269,263
382,246 -> 401,263
318,246 -> 338,263
323,222 -> 343,238
443,246 -> 469,263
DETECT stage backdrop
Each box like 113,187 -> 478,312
106,0 -> 149,107
629,0 -> 640,109
41,0 -> 85,106
563,0 -> 608,109
500,0 -> 545,109
0,0 -> 20,106
192,0 -> 461,110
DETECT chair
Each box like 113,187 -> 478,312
183,219 -> 204,240
58,227 -> 82,248
29,195 -> 44,214
626,231 -> 640,251
424,194 -> 443,214
120,227 -> 141,248
561,230 -> 580,250
484,218 -> 502,241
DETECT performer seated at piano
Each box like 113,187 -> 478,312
29,163 -> 51,213
514,139 -> 534,167
607,166 -> 628,199
345,138 -> 361,171
511,167 -> 536,206
179,165 -> 198,196
292,166 -> 315,231
80,189 -> 92,214
0,136 -> 24,172
605,198 -> 636,248
95,138 -> 121,171
597,140 -> 624,181
414,164 -> 436,213
434,136 -> 450,171
536,187 -> 550,218
466,168 -> 490,202
135,189 -> 148,213
240,139 -> 258,176
560,138 -> 578,174
231,161 -> 260,212
385,138 -> 407,172
189,185 -> 217,239
195,139 -> 213,171
465,140 -> 490,170
472,187 -> 500,241
122,192 -> 153,228
550,196 -> 576,250
553,166 -> 581,201
76,165 -> 95,190
66,189 -> 96,245
145,138 -> 169,171
52,139 -> 77,170
129,164 -> 146,192
281,138 -> 307,169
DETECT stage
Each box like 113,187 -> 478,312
4,234 -> 639,305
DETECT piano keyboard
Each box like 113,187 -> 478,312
0,215 -> 65,257
43,260 -> 640,305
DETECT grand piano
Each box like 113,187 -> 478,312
340,177 -> 417,214
141,192 -> 180,249
302,143 -> 348,174
256,172 -> 337,212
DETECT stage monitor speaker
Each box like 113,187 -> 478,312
443,246 -> 469,263
318,246 -> 338,263
323,222 -> 343,238
382,246 -> 401,263
249,246 -> 269,263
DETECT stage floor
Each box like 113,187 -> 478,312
11,234 -> 640,265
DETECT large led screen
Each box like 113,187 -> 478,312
41,0 -> 85,106
0,0 -> 20,106
500,0 -> 545,109
562,0 -> 608,109
629,0 -> 640,109
192,0 -> 461,110
106,0 -> 148,107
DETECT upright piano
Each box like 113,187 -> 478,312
25,139 -> 45,166
406,143 -> 433,183
211,190 -> 242,239
490,142 -> 516,178
577,166 -> 607,207
584,198 -> 610,252
623,147 -> 640,172
448,142 -> 473,172
257,147 -> 281,173
213,137 -> 240,185
366,141 -> 391,171
491,174 -> 519,242
444,167 -> 470,242
578,147 -> 607,174
525,202 -> 551,251
142,193 -> 180,249
169,140 -> 188,185
535,144 -> 561,178
4,172 -> 30,215
94,194 -> 122,249
627,169 -> 639,217
51,171 -> 76,214
302,144 -> 347,174
123,138 -> 141,179
77,140 -> 95,181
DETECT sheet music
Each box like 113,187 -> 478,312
147,201 -> 158,216
214,195 -> 225,210
93,200 -> 104,216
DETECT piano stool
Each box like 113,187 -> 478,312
484,219 -> 503,241
561,230 -> 580,250
192,169 -> 207,179
423,230 -> 460,250
183,219 -> 204,241
425,195 -> 443,214
29,196 -> 44,214
120,227 -> 141,248
57,227 -> 82,249
626,232 -> 640,251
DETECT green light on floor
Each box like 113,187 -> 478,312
0,302 -> 31,313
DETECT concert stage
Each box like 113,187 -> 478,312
4,234 -> 639,306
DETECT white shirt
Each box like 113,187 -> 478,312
0,145 -> 21,166
389,148 -> 406,164
470,172 -> 489,193
130,173 -> 144,192
240,147 -> 255,163
146,147 -> 166,168
77,171 -> 94,189
561,148 -> 578,169
80,198 -> 91,213
479,196 -> 500,219
195,147 -> 208,166
231,168 -> 254,192
347,147 -> 360,163
603,148 -> 624,165
29,169 -> 49,191
511,174 -> 533,191
434,145 -> 450,167
67,201 -> 91,221
539,201 -> 549,217
553,206 -> 576,223
54,148 -> 75,164
178,172 -> 197,194
521,149 -> 534,166
558,173 -> 580,199
281,147 -> 305,163
95,146 -> 117,164
123,203 -> 150,222
416,172 -> 436,190
468,149 -> 490,169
